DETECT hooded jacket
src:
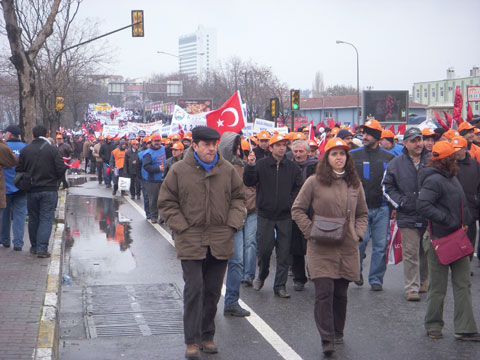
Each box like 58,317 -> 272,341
158,147 -> 246,260
382,147 -> 431,228
350,145 -> 395,209
218,132 -> 256,213
99,140 -> 116,164
417,166 -> 472,237
243,152 -> 303,220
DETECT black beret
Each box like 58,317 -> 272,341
192,126 -> 220,142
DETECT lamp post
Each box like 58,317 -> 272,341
156,51 -> 206,75
336,40 -> 360,126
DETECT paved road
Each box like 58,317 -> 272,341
59,177 -> 480,360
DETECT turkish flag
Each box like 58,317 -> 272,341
308,124 -> 315,140
388,125 -> 395,133
467,103 -> 474,123
317,137 -> 327,158
206,91 -> 245,135
397,123 -> 406,135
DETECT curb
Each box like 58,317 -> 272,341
33,189 -> 67,360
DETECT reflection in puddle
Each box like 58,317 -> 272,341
65,195 -> 136,279
67,176 -> 98,186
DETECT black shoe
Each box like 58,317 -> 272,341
427,330 -> 443,339
151,218 -> 158,224
322,341 -> 335,357
224,303 -> 250,317
293,282 -> 305,291
334,336 -> 344,344
13,247 -> 22,251
136,195 -> 141,200
1,243 -> 10,248
454,333 -> 480,341
29,247 -> 37,255
37,252 -> 51,258
274,289 -> 291,298
131,196 -> 135,200
112,190 -> 116,195
242,279 -> 253,287
106,184 -> 112,188
371,284 -> 383,291
354,274 -> 364,286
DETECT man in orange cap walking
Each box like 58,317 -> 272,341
458,122 -> 480,162
244,134 -> 303,298
350,120 -> 395,291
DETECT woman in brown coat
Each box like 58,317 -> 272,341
292,138 -> 368,357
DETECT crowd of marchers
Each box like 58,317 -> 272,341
1,116 -> 480,359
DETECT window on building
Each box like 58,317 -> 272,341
440,87 -> 444,97
432,88 -> 436,97
416,89 -> 420,99
476,102 -> 479,111
424,89 -> 428,97
448,86 -> 453,92
325,111 -> 333,119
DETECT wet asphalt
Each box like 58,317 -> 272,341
59,175 -> 480,360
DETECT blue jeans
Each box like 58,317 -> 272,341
225,229 -> 245,307
359,206 -> 390,285
27,191 -> 58,253
103,163 -> 111,185
1,192 -> 27,248
243,212 -> 258,281
141,179 -> 150,218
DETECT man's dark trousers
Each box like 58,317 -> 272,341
181,248 -> 228,345
256,215 -> 292,291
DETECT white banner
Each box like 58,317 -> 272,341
160,125 -> 172,138
127,121 -> 163,135
242,123 -> 254,137
274,126 -> 289,134
171,105 -> 206,133
102,125 -> 118,137
416,119 -> 438,130
253,118 -> 275,133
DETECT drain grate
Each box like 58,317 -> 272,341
84,283 -> 183,338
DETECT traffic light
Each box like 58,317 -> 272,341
56,97 -> 65,111
131,10 -> 144,37
270,97 -> 279,118
291,89 -> 300,111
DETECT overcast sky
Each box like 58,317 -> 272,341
77,0 -> 480,92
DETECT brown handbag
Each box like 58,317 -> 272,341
310,189 -> 351,244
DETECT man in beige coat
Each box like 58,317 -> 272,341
158,126 -> 246,359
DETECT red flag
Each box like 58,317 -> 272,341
317,137 -> 327,158
433,110 -> 449,130
443,111 -> 453,128
63,159 -> 80,168
467,103 -> 474,123
397,123 -> 406,135
336,121 -> 341,128
206,91 -> 245,135
387,125 -> 395,133
82,124 -> 89,135
452,87 -> 463,125
308,124 -> 315,140
328,118 -> 335,129
178,124 -> 185,138
353,124 -> 358,132
319,121 -> 326,128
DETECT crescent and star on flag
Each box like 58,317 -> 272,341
217,107 -> 239,127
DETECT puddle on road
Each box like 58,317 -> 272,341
65,195 -> 136,279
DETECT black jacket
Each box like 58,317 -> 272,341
456,152 -> 480,221
243,154 -> 303,220
350,145 -> 394,209
253,146 -> 271,161
124,148 -> 139,176
99,141 -> 116,164
417,167 -> 472,237
16,138 -> 67,192
382,147 -> 431,228
163,154 -> 183,179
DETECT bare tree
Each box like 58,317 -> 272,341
1,0 -> 62,141
324,84 -> 357,96
312,71 -> 324,97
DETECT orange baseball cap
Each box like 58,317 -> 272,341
324,138 -> 350,153
241,139 -> 250,151
151,134 -> 162,141
330,127 -> 340,136
98,136 -> 104,141
171,142 -> 184,150
458,122 -> 475,133
444,129 -> 460,141
452,136 -> 468,149
381,130 -> 395,139
130,140 -> 139,145
308,139 -> 319,149
269,134 -> 288,146
249,136 -> 257,145
257,130 -> 271,140
421,128 -> 435,137
293,132 -> 306,140
431,141 -> 456,159
56,134 -> 63,139
142,136 -> 151,143
363,119 -> 383,131
171,133 -> 182,140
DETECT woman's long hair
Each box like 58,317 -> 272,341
316,149 -> 361,188
426,153 -> 458,175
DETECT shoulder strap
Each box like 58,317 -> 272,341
29,141 -> 49,177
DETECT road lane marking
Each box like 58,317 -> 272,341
124,195 -> 303,360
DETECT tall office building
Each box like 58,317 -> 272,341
178,25 -> 217,78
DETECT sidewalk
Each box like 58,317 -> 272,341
0,190 -> 66,360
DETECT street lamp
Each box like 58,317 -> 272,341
336,40 -> 360,126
